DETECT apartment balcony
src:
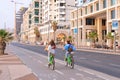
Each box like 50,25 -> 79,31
59,11 -> 65,14
59,17 -> 65,20
54,6 -> 66,10
56,0 -> 65,3
44,0 -> 48,3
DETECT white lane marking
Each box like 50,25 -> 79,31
76,73 -> 84,77
86,77 -> 93,80
33,72 -> 38,77
83,70 -> 94,75
110,63 -> 120,67
77,68 -> 109,80
38,60 -> 42,63
55,70 -> 64,75
70,78 -> 76,80
93,60 -> 101,63
96,75 -> 109,80
77,68 -> 94,75
53,79 -> 56,80
79,57 -> 87,60
56,59 -> 65,65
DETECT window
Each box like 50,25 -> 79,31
96,3 -> 99,11
102,19 -> 106,26
86,18 -> 95,25
60,3 -> 65,6
111,0 -> 115,6
81,19 -> 82,25
29,14 -> 31,19
34,9 -> 39,15
81,10 -> 82,16
34,17 -> 39,23
103,0 -> 106,8
85,7 -> 87,14
90,5 -> 93,13
29,20 -> 31,24
111,10 -> 115,19
35,2 -> 39,8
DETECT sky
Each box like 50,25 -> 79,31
0,0 -> 31,29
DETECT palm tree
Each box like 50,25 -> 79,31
34,27 -> 41,43
62,36 -> 66,45
88,31 -> 98,47
0,29 -> 13,55
105,32 -> 114,49
51,21 -> 57,41
68,36 -> 74,43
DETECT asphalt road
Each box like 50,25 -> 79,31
10,42 -> 120,80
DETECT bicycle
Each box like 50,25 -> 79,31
65,52 -> 74,69
48,53 -> 55,70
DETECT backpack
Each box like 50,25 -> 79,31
68,44 -> 73,52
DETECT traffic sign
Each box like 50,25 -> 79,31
74,28 -> 78,34
112,20 -> 118,30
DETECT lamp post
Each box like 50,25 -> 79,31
67,5 -> 80,48
11,0 -> 23,41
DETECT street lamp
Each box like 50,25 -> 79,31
67,5 -> 83,48
11,0 -> 23,41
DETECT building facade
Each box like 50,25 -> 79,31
16,7 -> 28,40
21,0 -> 43,43
40,0 -> 76,42
20,7 -> 31,42
71,0 -> 120,47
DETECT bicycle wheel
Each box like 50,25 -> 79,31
70,54 -> 74,69
52,60 -> 55,70
71,59 -> 74,69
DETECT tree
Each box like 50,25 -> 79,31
0,29 -> 13,55
51,21 -> 57,41
34,27 -> 41,42
88,31 -> 98,47
105,32 -> 114,49
68,36 -> 74,43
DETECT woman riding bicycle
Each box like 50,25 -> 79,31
47,39 -> 56,67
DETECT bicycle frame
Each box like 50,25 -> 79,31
48,53 -> 55,70
49,53 -> 54,64
66,53 -> 74,69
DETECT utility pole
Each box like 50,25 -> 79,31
67,5 -> 84,48
11,0 -> 23,41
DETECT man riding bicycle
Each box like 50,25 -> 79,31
64,40 -> 76,64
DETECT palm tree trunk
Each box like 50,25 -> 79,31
0,44 -> 4,55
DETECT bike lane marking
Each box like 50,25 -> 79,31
70,78 -> 76,80
55,70 -> 64,75
92,60 -> 101,63
109,63 -> 120,68
10,45 -> 120,80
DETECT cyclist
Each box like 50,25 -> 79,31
47,39 -> 56,67
64,40 -> 76,63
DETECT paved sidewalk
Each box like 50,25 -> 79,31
0,48 -> 39,80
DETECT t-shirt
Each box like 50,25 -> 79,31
48,45 -> 55,54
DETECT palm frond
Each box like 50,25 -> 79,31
0,29 -> 13,42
